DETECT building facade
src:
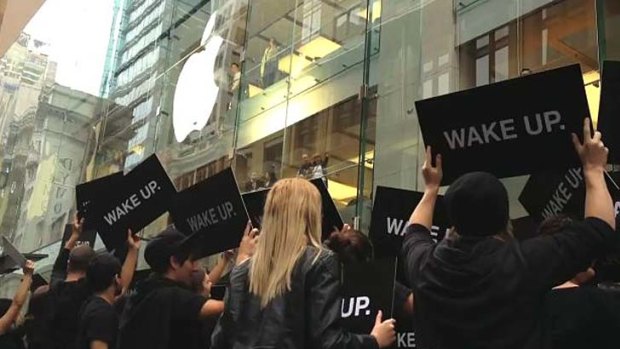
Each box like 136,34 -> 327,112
1,0 -> 619,275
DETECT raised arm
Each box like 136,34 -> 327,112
572,118 -> 616,230
120,229 -> 141,295
51,215 -> 84,283
409,146 -> 442,230
0,260 -> 34,335
208,251 -> 233,285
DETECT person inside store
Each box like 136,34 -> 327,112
116,224 -> 255,349
263,166 -> 278,188
245,172 -> 264,192
260,38 -> 278,88
228,62 -> 241,111
311,152 -> 329,185
297,153 -> 313,178
402,118 -> 618,349
325,226 -> 414,331
211,178 -> 396,348
0,259 -> 35,349
539,214 -> 620,349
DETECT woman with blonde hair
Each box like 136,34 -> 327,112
211,178 -> 395,348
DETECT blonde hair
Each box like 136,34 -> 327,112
249,178 -> 323,307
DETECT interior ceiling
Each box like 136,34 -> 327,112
0,0 -> 46,57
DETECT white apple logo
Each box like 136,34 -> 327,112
172,11 -> 224,143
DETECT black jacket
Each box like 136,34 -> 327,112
211,246 -> 379,349
402,218 -> 617,349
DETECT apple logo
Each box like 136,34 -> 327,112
172,10 -> 224,143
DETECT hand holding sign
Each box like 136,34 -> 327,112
370,310 -> 396,348
422,146 -> 443,191
237,222 -> 258,265
127,229 -> 141,251
23,260 -> 35,276
571,118 -> 609,174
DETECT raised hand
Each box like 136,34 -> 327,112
422,146 -> 443,190
22,260 -> 35,276
572,117 -> 608,173
127,229 -> 141,250
237,221 -> 259,265
71,213 -> 85,238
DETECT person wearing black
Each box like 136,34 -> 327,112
211,178 -> 396,348
23,285 -> 51,349
540,215 -> 620,349
47,217 -> 96,349
75,231 -> 140,349
117,226 -> 228,349
401,119 -> 618,349
48,219 -> 139,349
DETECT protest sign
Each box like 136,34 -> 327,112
369,186 -> 450,259
340,257 -> 396,334
171,168 -> 249,258
416,64 -> 589,184
89,154 -> 176,252
310,178 -> 344,240
241,188 -> 269,229
76,172 -> 123,227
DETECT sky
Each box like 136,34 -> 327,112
24,0 -> 115,97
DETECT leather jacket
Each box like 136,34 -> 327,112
211,246 -> 379,349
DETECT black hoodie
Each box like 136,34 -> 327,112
402,218 -> 617,349
117,274 -> 206,349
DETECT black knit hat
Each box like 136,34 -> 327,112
444,172 -> 509,237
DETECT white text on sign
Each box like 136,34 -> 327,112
186,201 -> 236,232
443,111 -> 565,150
341,296 -> 371,317
103,181 -> 161,226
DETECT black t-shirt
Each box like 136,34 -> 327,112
75,296 -> 119,349
402,218 -> 617,349
48,278 -> 92,349
118,276 -> 206,349
546,286 -> 620,349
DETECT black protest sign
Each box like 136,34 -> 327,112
598,61 -> 620,165
340,257 -> 396,334
171,168 -> 249,258
310,178 -> 344,240
61,224 -> 97,249
241,188 -> 270,229
416,64 -> 589,184
1,236 -> 26,268
519,168 -> 620,223
90,154 -> 176,252
519,167 -> 586,223
369,186 -> 450,259
76,172 -> 123,227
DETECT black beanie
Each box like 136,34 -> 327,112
444,172 -> 509,237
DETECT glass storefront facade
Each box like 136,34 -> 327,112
0,0 -> 619,283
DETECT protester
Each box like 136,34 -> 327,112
0,260 -> 35,336
23,285 -> 51,349
264,168 -> 277,188
540,215 -> 620,349
326,226 -> 414,327
75,231 -> 140,349
311,152 -> 329,183
47,217 -> 96,349
211,178 -> 396,348
402,119 -> 618,349
117,225 -> 238,349
47,217 -> 138,349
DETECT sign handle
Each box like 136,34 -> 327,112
605,171 -> 620,190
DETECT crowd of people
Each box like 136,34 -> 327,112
0,118 -> 619,349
